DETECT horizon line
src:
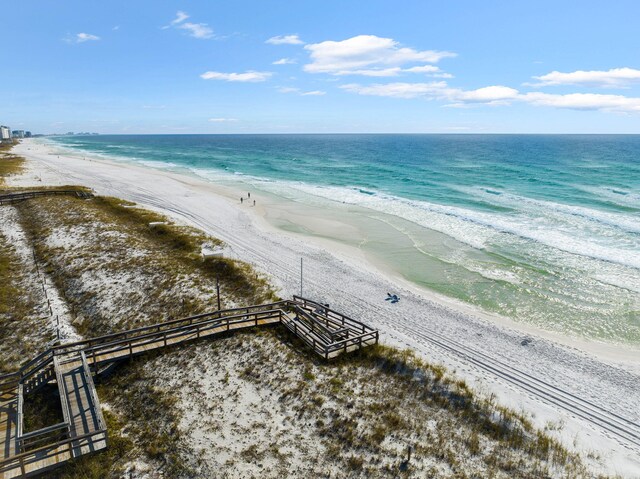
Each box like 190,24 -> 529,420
37,132 -> 640,136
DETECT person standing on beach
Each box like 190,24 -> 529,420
248,192 -> 251,199
240,197 -> 243,204
253,200 -> 256,206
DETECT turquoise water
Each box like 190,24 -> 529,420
51,134 -> 640,344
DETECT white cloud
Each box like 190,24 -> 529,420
530,68 -> 640,88
278,87 -> 326,96
201,70 -> 272,82
162,12 -> 186,29
341,67 -> 403,77
341,82 -> 449,99
341,68 -> 404,77
273,58 -> 297,65
166,11 -> 189,27
163,11 -> 214,39
304,35 -> 456,75
521,92 -> 640,112
342,80 -> 640,113
266,35 -> 304,45
179,22 -> 214,39
404,65 -> 441,74
342,82 -> 516,105
452,85 -> 519,103
209,118 -> 239,122
333,64 -> 446,77
75,33 -> 100,43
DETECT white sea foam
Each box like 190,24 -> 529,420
574,185 -> 640,209
251,180 -> 640,271
458,185 -> 640,235
138,160 -> 181,170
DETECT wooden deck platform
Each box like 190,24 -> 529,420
0,297 -> 378,478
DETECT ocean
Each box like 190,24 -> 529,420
49,134 -> 640,345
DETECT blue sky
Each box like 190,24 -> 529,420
2,1 -> 640,134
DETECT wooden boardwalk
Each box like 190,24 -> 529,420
0,297 -> 378,478
56,354 -> 107,459
0,387 -> 19,462
0,190 -> 93,206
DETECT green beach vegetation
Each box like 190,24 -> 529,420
0,140 -> 24,187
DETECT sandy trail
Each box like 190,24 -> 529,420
10,139 -> 640,477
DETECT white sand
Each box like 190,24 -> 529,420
0,205 -> 80,344
9,138 -> 640,477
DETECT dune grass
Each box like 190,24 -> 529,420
0,142 -> 24,187
12,194 -> 275,337
0,189 -> 607,478
71,327 -> 603,478
0,220 -> 52,374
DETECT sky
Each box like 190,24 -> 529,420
2,1 -> 640,134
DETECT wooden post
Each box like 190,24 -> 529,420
300,258 -> 303,297
216,275 -> 221,311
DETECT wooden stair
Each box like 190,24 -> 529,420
55,353 -> 107,459
0,386 -> 19,466
0,297 -> 378,478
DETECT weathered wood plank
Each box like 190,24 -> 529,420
0,387 -> 19,462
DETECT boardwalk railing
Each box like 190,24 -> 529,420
0,189 -> 93,205
0,297 -> 378,478
0,430 -> 107,479
80,352 -> 106,432
19,422 -> 70,453
293,296 -> 373,334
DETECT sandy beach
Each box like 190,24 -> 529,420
9,138 -> 640,477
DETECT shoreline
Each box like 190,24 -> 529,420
9,138 -> 640,476
26,138 -> 640,367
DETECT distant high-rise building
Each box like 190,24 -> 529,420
0,126 -> 11,140
25,131 -> 32,138
12,130 -> 25,138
